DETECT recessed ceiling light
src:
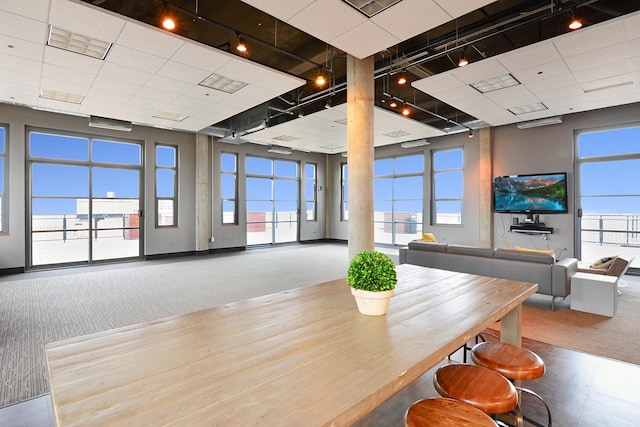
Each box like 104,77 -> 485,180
199,74 -> 249,93
508,102 -> 548,115
47,26 -> 111,60
471,74 -> 520,93
39,89 -> 84,104
341,0 -> 403,18
384,130 -> 412,138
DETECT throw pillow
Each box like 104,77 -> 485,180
515,246 -> 555,255
421,232 -> 437,242
591,256 -> 618,269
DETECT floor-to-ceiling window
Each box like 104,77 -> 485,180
28,129 -> 143,268
576,125 -> 640,269
246,156 -> 299,245
374,154 -> 424,246
0,124 -> 7,233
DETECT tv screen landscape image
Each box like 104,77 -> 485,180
493,172 -> 568,214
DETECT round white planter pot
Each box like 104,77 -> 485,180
350,288 -> 395,316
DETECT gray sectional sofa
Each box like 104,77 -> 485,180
399,241 -> 578,309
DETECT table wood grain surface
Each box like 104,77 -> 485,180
45,264 -> 537,426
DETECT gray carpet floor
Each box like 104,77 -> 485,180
0,243 -> 361,408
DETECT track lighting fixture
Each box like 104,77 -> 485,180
444,120 -> 451,131
397,70 -> 407,85
389,100 -> 397,108
468,129 -> 474,138
162,16 -> 176,30
458,49 -> 469,67
325,97 -> 332,109
236,34 -> 247,53
568,12 -> 583,30
315,67 -> 326,87
402,104 -> 410,116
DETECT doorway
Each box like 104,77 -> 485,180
576,125 -> 640,270
28,130 -> 143,268
246,156 -> 299,245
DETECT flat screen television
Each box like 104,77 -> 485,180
493,172 -> 568,215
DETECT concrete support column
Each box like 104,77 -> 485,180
195,133 -> 211,253
478,127 -> 493,248
346,54 -> 375,260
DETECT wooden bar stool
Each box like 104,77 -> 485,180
404,397 -> 498,427
433,364 -> 520,425
471,341 -> 552,426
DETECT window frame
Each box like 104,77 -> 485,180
221,152 -> 238,225
305,162 -> 317,222
341,162 -> 348,222
0,124 -> 7,234
155,143 -> 178,228
431,147 -> 464,225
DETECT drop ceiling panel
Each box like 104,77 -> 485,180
0,10 -> 48,44
0,0 -> 49,21
106,45 -> 168,74
49,0 -> 125,42
242,0 -> 495,59
0,0 -> 305,134
412,10 -> 640,127
241,104 -> 444,154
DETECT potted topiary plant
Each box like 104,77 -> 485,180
347,250 -> 397,316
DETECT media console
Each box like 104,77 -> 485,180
510,224 -> 553,235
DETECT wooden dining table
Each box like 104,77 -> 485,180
45,264 -> 537,426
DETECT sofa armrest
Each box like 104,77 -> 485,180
551,257 -> 578,297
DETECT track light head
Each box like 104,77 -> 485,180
236,34 -> 247,53
315,68 -> 326,86
401,104 -> 410,116
568,13 -> 583,30
397,70 -> 407,85
468,129 -> 474,138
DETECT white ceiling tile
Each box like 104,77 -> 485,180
157,61 -> 211,84
224,94 -> 259,110
572,61 -> 631,84
0,0 -> 49,22
0,36 -> 44,62
40,76 -> 90,97
44,46 -> 104,74
498,42 -> 562,72
525,74 -> 579,94
624,12 -> 640,40
512,109 -> 558,122
117,22 -> 184,59
0,68 -> 41,87
100,62 -> 153,86
49,0 -> 125,42
172,95 -> 217,111
170,42 -> 233,73
482,84 -> 532,103
135,87 -> 180,103
289,0 -> 366,46
452,59 -> 509,84
84,87 -> 131,105
629,38 -> 640,58
554,20 -> 626,57
431,84 -> 481,103
0,88 -> 39,106
632,57 -> 640,71
434,0 -> 495,18
215,59 -> 270,84
240,0 -> 316,22
331,21 -> 399,59
511,60 -> 569,84
41,63 -> 95,87
564,42 -> 628,72
184,85 -> 229,102
0,54 -> 42,77
494,94 -> 541,110
580,74 -> 634,93
372,0 -> 449,41
0,11 -> 48,44
412,73 -> 464,95
92,75 -> 141,96
253,73 -> 305,93
235,84 -> 281,101
106,45 -> 167,74
145,74 -> 195,95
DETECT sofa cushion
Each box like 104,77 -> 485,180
447,244 -> 495,258
494,248 -> 555,264
516,246 -> 556,256
421,232 -> 437,242
408,241 -> 448,252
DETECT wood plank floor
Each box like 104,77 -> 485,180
1,335 -> 639,426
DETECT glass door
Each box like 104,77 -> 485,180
29,131 -> 143,268
246,157 -> 299,245
576,126 -> 640,269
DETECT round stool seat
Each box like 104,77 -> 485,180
433,364 -> 518,415
405,397 -> 498,427
471,342 -> 545,381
